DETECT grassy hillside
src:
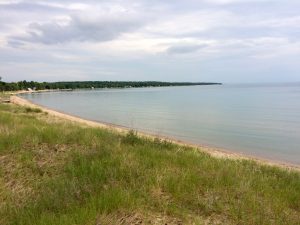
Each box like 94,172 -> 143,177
0,103 -> 299,225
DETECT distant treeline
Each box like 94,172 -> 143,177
0,80 -> 222,91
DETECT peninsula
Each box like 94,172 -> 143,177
0,80 -> 222,91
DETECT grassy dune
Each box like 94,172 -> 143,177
0,103 -> 300,225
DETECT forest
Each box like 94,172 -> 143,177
0,80 -> 221,91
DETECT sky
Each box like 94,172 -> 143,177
0,0 -> 300,83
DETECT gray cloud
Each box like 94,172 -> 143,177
166,43 -> 209,54
1,0 -> 300,83
9,13 -> 145,45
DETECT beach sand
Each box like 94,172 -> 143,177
10,94 -> 300,172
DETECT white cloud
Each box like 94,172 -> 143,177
203,0 -> 272,4
144,10 -> 237,37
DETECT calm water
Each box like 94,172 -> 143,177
21,84 -> 300,165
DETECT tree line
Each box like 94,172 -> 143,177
0,80 -> 221,91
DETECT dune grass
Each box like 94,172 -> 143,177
0,92 -> 10,101
0,103 -> 299,225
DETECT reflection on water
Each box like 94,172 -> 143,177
22,84 -> 300,165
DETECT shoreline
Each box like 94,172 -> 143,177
10,93 -> 300,172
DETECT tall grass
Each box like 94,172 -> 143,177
0,103 -> 299,225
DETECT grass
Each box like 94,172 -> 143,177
0,103 -> 300,225
0,92 -> 10,102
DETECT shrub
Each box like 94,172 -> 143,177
25,107 -> 42,113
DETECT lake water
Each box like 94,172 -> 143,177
21,84 -> 300,165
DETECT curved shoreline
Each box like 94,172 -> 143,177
10,94 -> 300,172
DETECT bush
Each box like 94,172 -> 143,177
25,107 -> 42,113
121,130 -> 141,146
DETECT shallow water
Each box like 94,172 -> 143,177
22,84 -> 300,165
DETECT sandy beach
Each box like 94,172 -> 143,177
10,93 -> 300,172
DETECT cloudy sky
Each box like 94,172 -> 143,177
1,0 -> 300,83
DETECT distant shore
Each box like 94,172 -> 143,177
1,81 -> 222,92
10,93 -> 300,172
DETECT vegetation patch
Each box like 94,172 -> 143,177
0,103 -> 299,225
24,107 -> 42,113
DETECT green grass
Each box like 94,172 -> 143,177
0,103 -> 300,225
